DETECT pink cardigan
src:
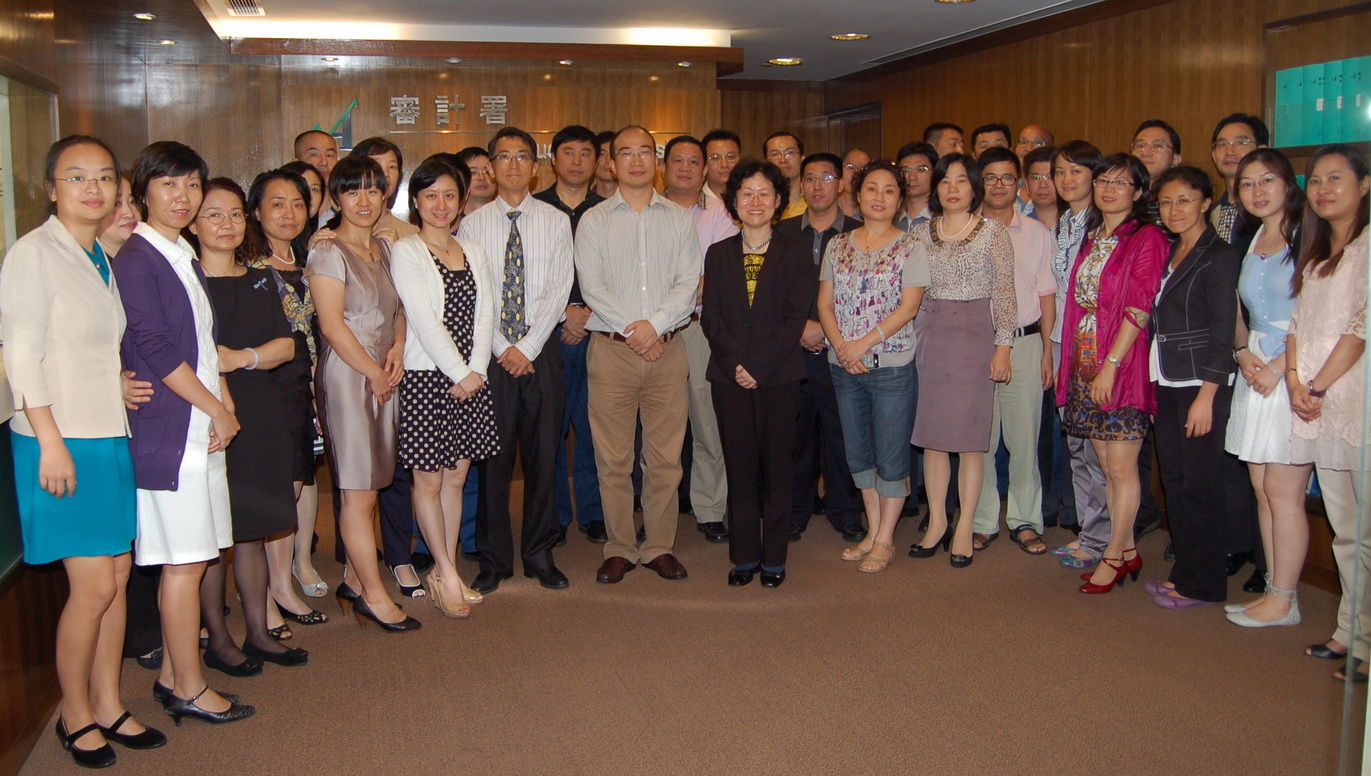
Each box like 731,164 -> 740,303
1055,218 -> 1168,416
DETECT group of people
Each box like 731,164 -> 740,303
4,110 -> 1368,768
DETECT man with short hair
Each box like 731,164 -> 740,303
457,146 -> 497,216
969,123 -> 1012,157
352,136 -> 419,239
764,131 -> 807,219
295,129 -> 338,226
839,147 -> 870,219
1014,124 -> 1054,214
777,153 -> 865,543
576,126 -> 700,584
923,122 -> 964,157
534,125 -> 608,545
458,126 -> 575,593
592,130 -> 618,199
661,135 -> 737,543
1209,113 -> 1268,249
702,128 -> 742,201
895,141 -> 938,231
1022,146 -> 1059,227
1131,119 -> 1183,181
970,147 -> 1057,554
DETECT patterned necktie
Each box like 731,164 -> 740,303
502,211 -> 528,341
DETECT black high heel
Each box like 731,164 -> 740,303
98,711 -> 166,750
162,686 -> 255,727
950,552 -> 974,568
909,526 -> 953,558
154,680 -> 238,706
56,717 -> 116,769
335,581 -> 360,616
390,564 -> 427,598
351,596 -> 422,632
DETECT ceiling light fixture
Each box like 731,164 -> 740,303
133,12 -> 156,21
768,57 -> 803,66
321,56 -> 339,62
446,57 -> 462,64
677,60 -> 692,68
831,33 -> 869,41
934,0 -> 976,3
558,59 -> 574,66
158,39 -> 176,45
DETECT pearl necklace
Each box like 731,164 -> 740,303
741,232 -> 772,252
937,215 -> 976,241
270,247 -> 296,266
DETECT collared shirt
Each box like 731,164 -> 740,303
1210,192 -> 1239,244
1051,206 -> 1091,343
781,192 -> 808,219
1015,191 -> 1036,219
456,192 -> 574,361
686,189 -> 740,272
377,211 -> 420,241
574,189 -> 700,338
1002,211 -> 1058,328
777,210 -> 856,321
533,185 -> 605,306
896,206 -> 932,232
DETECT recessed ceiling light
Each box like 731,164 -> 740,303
677,60 -> 692,68
543,74 -> 552,80
321,56 -> 339,62
831,33 -> 869,41
649,76 -> 659,82
446,57 -> 462,64
935,0 -> 976,3
158,39 -> 176,45
558,59 -> 574,66
768,57 -> 803,66
133,12 -> 156,21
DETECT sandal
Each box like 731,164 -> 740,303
1010,525 -> 1048,555
276,603 -> 329,625
840,538 -> 876,562
972,532 -> 998,551
1335,658 -> 1368,683
267,624 -> 293,641
858,542 -> 895,573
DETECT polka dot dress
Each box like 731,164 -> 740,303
399,255 -> 502,471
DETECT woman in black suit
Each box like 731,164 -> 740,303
702,159 -> 815,588
1147,165 -> 1241,609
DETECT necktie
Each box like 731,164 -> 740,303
502,211 -> 528,341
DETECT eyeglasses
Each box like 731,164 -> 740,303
55,175 -> 116,185
493,152 -> 534,164
616,148 -> 656,161
1028,173 -> 1052,183
766,148 -> 800,160
1016,137 -> 1047,148
897,165 -> 931,176
1156,197 -> 1202,208
802,173 -> 837,184
199,211 -> 246,225
1131,139 -> 1173,154
738,190 -> 776,203
1093,178 -> 1135,190
1237,174 -> 1280,193
707,152 -> 739,164
982,173 -> 1017,187
1212,138 -> 1255,151
469,167 -> 492,177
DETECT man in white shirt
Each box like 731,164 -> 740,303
661,135 -> 739,544
576,125 -> 699,584
457,127 -> 574,593
702,128 -> 742,201
294,129 -> 338,228
896,141 -> 937,231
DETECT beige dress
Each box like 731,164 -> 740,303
305,238 -> 401,490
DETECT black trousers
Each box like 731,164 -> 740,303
1156,384 -> 1234,602
122,563 -> 162,658
477,344 -> 564,575
792,351 -> 862,531
332,462 -> 414,568
715,380 -> 799,569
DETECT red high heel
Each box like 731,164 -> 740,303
1080,557 -> 1127,594
1122,549 -> 1142,581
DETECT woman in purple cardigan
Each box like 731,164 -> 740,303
1056,153 -> 1167,594
113,142 -> 253,725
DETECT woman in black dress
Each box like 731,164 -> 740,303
189,178 -> 307,670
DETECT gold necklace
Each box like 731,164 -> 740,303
859,225 -> 895,252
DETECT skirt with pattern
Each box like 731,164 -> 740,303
1061,326 -> 1148,442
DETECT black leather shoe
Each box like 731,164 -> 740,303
760,570 -> 786,588
162,686 -> 255,727
203,650 -> 263,678
99,712 -> 166,750
900,498 -> 921,517
583,521 -> 608,543
461,550 -> 480,562
679,501 -> 694,516
470,569 -> 513,594
636,526 -> 647,543
841,525 -> 868,542
1227,551 -> 1254,577
633,495 -> 643,513
1163,541 -> 1176,562
918,514 -> 930,532
727,568 -> 755,586
524,565 -> 570,590
410,551 -> 435,574
697,521 -> 728,543
1242,568 -> 1266,594
950,553 -> 974,569
243,642 -> 309,667
135,647 -> 162,671
554,526 -> 568,547
154,681 -> 238,706
789,525 -> 804,542
813,496 -> 826,515
56,717 -> 116,768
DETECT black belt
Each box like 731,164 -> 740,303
1013,321 -> 1042,338
595,322 -> 690,344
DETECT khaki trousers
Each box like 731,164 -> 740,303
1320,466 -> 1371,660
587,332 -> 690,563
973,333 -> 1045,534
680,322 -> 728,523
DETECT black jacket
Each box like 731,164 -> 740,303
1152,227 -> 1240,384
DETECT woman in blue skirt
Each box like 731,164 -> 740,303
1,136 -> 165,767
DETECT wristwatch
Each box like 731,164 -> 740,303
1105,354 -> 1122,368
1307,381 -> 1327,398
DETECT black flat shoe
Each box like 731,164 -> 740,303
727,568 -> 755,586
135,647 -> 162,671
390,564 -> 427,598
98,711 -> 166,750
554,525 -> 568,547
1226,551 -> 1254,577
162,686 -> 255,727
1337,658 -> 1369,684
470,569 -> 513,594
243,642 -> 309,667
841,525 -> 868,543
524,565 -> 570,590
697,521 -> 729,543
56,718 -> 116,769
154,681 -> 238,706
760,570 -> 786,589
277,603 -> 328,625
203,650 -> 263,678
1242,568 -> 1266,594
351,597 -> 422,632
1307,642 -> 1350,660
950,553 -> 974,569
789,525 -> 804,542
583,521 -> 608,543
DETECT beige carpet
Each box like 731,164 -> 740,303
19,487 -> 1363,775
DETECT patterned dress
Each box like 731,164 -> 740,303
399,253 -> 501,470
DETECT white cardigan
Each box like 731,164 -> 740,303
390,233 -> 493,383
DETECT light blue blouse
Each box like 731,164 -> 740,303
1237,226 -> 1296,357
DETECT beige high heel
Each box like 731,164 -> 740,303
425,572 -> 471,619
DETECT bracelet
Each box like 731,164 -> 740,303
1105,354 -> 1122,368
244,347 -> 260,371
875,323 -> 886,343
1307,381 -> 1327,398
1232,345 -> 1248,363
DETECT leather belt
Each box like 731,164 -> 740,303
596,321 -> 691,344
1013,320 -> 1042,338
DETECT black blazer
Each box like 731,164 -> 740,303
700,232 -> 815,388
1152,226 -> 1240,384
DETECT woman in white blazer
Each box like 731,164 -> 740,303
1,136 -> 165,767
391,154 -> 500,618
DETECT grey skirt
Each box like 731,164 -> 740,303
911,297 -> 996,453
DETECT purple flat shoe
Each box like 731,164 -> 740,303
1144,581 -> 1174,596
1152,593 -> 1215,610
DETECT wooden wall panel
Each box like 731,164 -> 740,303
720,83 -> 828,161
0,0 -> 56,89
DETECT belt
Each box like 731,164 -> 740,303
1013,321 -> 1042,339
595,321 -> 691,344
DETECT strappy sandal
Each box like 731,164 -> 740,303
972,532 -> 999,551
1010,525 -> 1048,555
858,542 -> 895,573
841,538 -> 877,562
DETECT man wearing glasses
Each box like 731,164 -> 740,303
839,148 -> 871,220
457,146 -> 497,216
458,127 -> 575,593
1014,124 -> 1054,216
764,131 -> 808,218
576,126 -> 700,584
702,128 -> 742,201
1209,113 -> 1268,249
895,141 -> 938,231
1131,120 -> 1184,229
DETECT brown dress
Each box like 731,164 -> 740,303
305,238 -> 400,490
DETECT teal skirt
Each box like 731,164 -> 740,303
12,431 -> 136,564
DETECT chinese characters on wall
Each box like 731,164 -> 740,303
389,94 -> 505,128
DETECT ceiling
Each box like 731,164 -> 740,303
193,0 -> 1108,81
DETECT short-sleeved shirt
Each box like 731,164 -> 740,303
820,230 -> 932,368
1004,211 -> 1058,329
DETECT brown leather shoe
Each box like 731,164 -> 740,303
642,553 -> 688,580
596,557 -> 636,584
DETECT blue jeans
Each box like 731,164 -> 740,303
830,361 -> 915,498
554,331 -> 604,527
